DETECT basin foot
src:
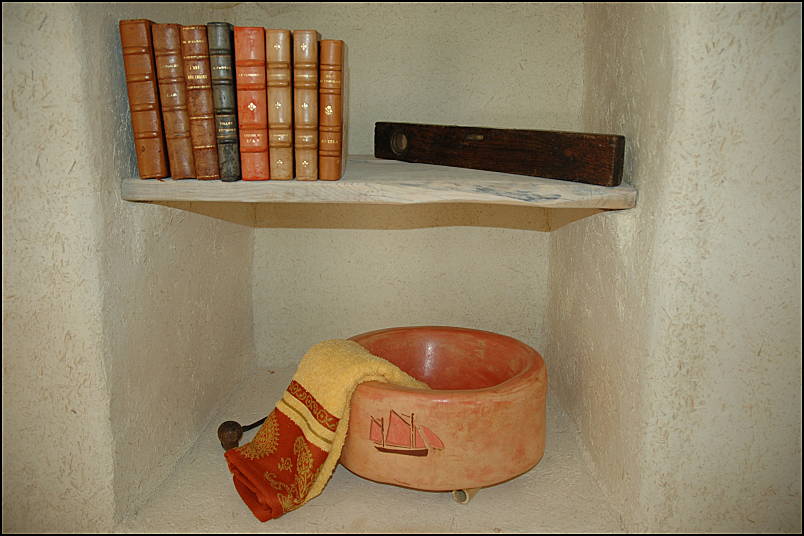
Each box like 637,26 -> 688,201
451,488 -> 480,504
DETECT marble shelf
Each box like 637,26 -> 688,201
122,155 -> 637,210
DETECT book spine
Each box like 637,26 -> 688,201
293,30 -> 319,180
180,25 -> 221,180
152,23 -> 196,179
318,40 -> 344,181
207,22 -> 241,182
119,19 -> 169,179
266,29 -> 294,180
234,26 -> 270,181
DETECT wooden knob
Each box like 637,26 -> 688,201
217,420 -> 244,451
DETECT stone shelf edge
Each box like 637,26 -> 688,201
121,155 -> 637,209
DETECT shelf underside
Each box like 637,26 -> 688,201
122,155 -> 637,210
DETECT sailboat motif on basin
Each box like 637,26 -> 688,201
370,410 -> 445,456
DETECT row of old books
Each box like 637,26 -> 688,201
119,19 -> 345,181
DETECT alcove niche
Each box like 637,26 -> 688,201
111,3 -> 629,531
4,2 -> 801,534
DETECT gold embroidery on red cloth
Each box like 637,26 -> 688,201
264,435 -> 322,513
235,412 -> 279,460
278,457 -> 292,472
286,380 -> 339,432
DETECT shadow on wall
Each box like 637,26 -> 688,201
147,201 -> 603,231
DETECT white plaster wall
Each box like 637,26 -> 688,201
548,3 -> 802,532
235,2 -> 585,366
545,4 -> 672,527
2,4 -> 117,531
3,2 -> 256,530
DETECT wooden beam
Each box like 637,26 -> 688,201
374,122 -> 625,187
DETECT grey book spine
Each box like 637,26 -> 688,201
207,22 -> 241,181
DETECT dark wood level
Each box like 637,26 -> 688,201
374,122 -> 625,187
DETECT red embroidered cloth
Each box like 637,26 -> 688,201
223,339 -> 427,521
225,407 -> 329,521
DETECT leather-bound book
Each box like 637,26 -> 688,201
207,22 -> 241,182
152,23 -> 195,179
265,29 -> 294,180
234,26 -> 270,180
180,25 -> 221,180
319,39 -> 345,181
293,30 -> 320,180
119,19 -> 169,179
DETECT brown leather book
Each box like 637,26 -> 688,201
152,23 -> 196,179
119,19 -> 169,179
319,40 -> 345,181
235,26 -> 270,181
293,30 -> 320,180
180,25 -> 221,180
266,29 -> 294,180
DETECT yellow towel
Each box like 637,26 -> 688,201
224,339 -> 428,521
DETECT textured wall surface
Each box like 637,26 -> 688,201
2,3 -> 116,531
237,2 -> 585,366
2,4 -> 117,531
251,222 -> 552,368
3,2 -> 255,530
545,3 -> 673,527
79,2 -> 256,523
548,3 -> 801,532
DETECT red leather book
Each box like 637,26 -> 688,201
319,40 -> 345,181
293,30 -> 320,180
266,29 -> 293,180
152,23 -> 196,179
234,26 -> 270,181
180,25 -> 221,180
119,19 -> 169,179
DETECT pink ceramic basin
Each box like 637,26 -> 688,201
341,326 -> 547,492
